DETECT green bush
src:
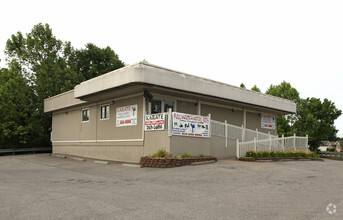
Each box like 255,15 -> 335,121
152,149 -> 173,159
245,150 -> 318,159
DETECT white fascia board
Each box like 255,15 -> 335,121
74,62 -> 296,114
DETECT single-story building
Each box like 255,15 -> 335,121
44,61 -> 296,162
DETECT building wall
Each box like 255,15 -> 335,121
144,130 -> 170,156
170,136 -> 211,156
201,104 -> 243,126
51,91 -> 278,162
210,136 -> 237,158
177,100 -> 197,114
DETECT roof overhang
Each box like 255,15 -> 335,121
73,62 -> 296,114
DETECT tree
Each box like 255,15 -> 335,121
3,23 -> 125,148
240,83 -> 246,89
266,81 -> 300,136
74,43 -> 124,82
266,81 -> 342,151
0,62 -> 35,148
251,85 -> 261,92
294,98 -> 341,151
266,81 -> 300,103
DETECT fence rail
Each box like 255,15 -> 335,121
210,120 -> 278,142
237,135 -> 308,158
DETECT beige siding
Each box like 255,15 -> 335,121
201,104 -> 243,126
176,100 -> 197,114
210,137 -> 236,158
53,144 -> 144,163
96,96 -> 143,140
170,136 -> 211,156
144,130 -> 170,156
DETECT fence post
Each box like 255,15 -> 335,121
256,128 -> 259,141
306,134 -> 309,151
293,133 -> 296,150
241,124 -> 245,141
208,113 -> 211,138
236,139 -> 240,159
282,134 -> 285,151
225,120 -> 228,148
254,137 -> 257,151
168,108 -> 172,137
269,136 -> 272,151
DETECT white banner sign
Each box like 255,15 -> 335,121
172,112 -> 210,138
116,105 -> 138,127
145,113 -> 166,131
261,114 -> 276,129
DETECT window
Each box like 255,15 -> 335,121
81,108 -> 90,122
100,105 -> 110,120
150,99 -> 174,114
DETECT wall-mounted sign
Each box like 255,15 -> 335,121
116,105 -> 138,127
172,112 -> 210,138
261,114 -> 276,129
145,113 -> 166,131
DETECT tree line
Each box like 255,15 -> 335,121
0,23 -> 124,149
0,23 -> 341,151
240,82 -> 342,151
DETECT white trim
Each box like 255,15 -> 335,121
52,139 -> 144,143
142,96 -> 146,141
81,108 -> 90,123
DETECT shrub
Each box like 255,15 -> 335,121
245,150 -> 318,159
152,149 -> 173,159
181,153 -> 193,158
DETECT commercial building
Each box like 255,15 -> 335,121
44,62 -> 296,162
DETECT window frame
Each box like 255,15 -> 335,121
81,108 -> 90,123
148,98 -> 176,114
100,104 -> 110,120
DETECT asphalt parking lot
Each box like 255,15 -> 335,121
0,154 -> 342,220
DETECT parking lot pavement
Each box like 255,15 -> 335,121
0,154 -> 342,220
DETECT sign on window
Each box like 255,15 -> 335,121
261,114 -> 276,129
172,112 -> 210,138
116,105 -> 138,127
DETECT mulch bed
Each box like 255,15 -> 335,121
239,157 -> 324,162
139,157 -> 217,168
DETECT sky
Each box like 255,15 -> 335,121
1,0 -> 343,136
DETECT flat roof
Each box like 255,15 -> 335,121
71,62 -> 296,114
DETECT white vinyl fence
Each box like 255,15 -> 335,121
237,135 -> 309,158
210,120 -> 278,142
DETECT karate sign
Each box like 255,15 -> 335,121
145,113 -> 166,131
116,105 -> 138,127
172,112 -> 210,138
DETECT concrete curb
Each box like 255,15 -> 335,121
122,163 -> 140,168
70,157 -> 85,161
94,160 -> 109,165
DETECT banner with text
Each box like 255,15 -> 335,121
116,104 -> 138,127
145,113 -> 166,131
172,112 -> 210,138
261,114 -> 276,129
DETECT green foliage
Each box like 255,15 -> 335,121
152,149 -> 173,158
0,63 -> 35,148
251,85 -> 261,92
266,81 -> 300,103
294,98 -> 342,151
240,83 -> 246,89
265,81 -> 341,151
245,150 -> 319,159
2,23 -> 125,148
181,153 -> 193,158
